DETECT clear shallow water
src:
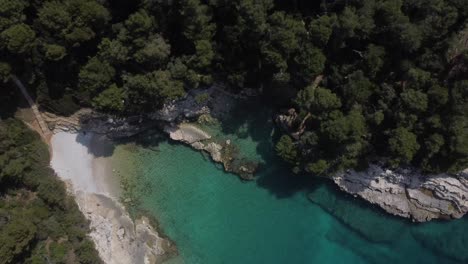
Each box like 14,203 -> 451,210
121,106 -> 468,264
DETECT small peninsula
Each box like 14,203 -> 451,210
0,0 -> 467,264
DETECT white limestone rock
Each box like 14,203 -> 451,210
332,165 -> 468,222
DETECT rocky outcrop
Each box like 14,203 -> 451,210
42,87 -> 233,139
164,123 -> 258,180
44,86 -> 259,180
275,108 -> 298,134
332,165 -> 468,222
43,109 -> 151,139
150,92 -> 210,123
165,123 -> 211,144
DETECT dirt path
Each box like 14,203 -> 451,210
11,75 -> 52,141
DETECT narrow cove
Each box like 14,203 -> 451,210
113,111 -> 468,264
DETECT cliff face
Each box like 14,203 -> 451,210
333,165 -> 468,222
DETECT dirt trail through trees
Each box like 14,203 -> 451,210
11,75 -> 52,141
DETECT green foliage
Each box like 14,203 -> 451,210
400,89 -> 428,112
311,87 -> 342,112
37,0 -> 109,46
0,0 -> 465,177
306,160 -> 329,175
0,218 -> 36,263
275,135 -> 298,165
295,86 -> 342,121
97,38 -> 129,65
388,127 -> 420,165
0,23 -> 35,53
365,44 -> 385,78
309,15 -> 336,47
134,34 -> 171,66
78,57 -> 116,100
125,70 -> 185,110
181,0 -> 215,42
292,44 -> 326,83
427,84 -> 448,107
0,0 -> 27,31
343,71 -> 376,107
338,7 -> 360,39
44,44 -> 67,61
0,62 -> 11,83
92,84 -> 126,112
76,240 -> 101,264
125,10 -> 153,35
191,40 -> 215,70
168,58 -> 200,89
37,1 -> 71,32
195,93 -> 210,104
320,111 -> 349,143
0,120 -> 100,264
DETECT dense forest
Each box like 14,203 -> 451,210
0,119 -> 101,263
0,0 -> 467,176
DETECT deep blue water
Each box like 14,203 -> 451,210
124,105 -> 468,264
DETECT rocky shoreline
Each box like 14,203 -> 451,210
40,87 -> 260,263
164,123 -> 258,180
332,165 -> 468,222
75,191 -> 176,264
276,109 -> 468,222
43,86 -> 260,180
44,85 -> 467,230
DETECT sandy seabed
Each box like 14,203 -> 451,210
50,132 -> 173,264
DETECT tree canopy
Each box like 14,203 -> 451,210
0,0 -> 465,176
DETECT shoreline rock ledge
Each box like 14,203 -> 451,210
164,123 -> 258,180
332,165 -> 468,222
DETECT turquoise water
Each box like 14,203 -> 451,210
126,106 -> 468,264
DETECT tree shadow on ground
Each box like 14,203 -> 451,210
76,131 -> 115,157
75,128 -> 168,157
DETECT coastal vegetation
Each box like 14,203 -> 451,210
1,0 -> 466,176
0,1 -> 467,176
0,0 -> 466,262
0,119 -> 101,264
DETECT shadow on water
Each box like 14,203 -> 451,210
216,99 -> 322,198
119,128 -> 168,151
310,179 -> 468,264
218,99 -> 276,161
255,158 -> 320,199
225,103 -> 468,263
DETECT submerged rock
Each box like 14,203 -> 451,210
411,218 -> 468,262
332,165 -> 468,222
308,183 -> 407,243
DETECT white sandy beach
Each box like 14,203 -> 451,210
51,132 -> 119,197
50,132 -> 173,264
